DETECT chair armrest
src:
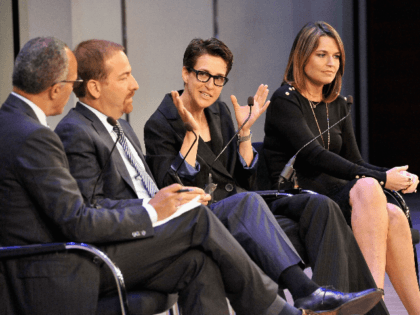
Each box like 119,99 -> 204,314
0,243 -> 67,258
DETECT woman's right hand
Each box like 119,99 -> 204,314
385,165 -> 413,191
171,91 -> 199,131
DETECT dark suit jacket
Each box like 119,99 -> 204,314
55,102 -> 156,203
144,91 -> 257,203
0,94 -> 152,314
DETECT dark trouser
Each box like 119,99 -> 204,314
100,205 -> 286,315
210,192 -> 303,281
271,193 -> 389,315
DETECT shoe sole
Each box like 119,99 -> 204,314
314,290 -> 383,315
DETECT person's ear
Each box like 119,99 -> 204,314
181,66 -> 189,85
86,79 -> 101,99
49,83 -> 61,100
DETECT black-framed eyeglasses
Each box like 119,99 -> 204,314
187,67 -> 228,87
52,79 -> 83,86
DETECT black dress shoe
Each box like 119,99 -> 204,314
294,287 -> 383,314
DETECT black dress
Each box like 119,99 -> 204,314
264,84 -> 388,224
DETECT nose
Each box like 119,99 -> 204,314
205,77 -> 215,89
327,56 -> 334,66
131,75 -> 139,91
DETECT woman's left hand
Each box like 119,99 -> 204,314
231,84 -> 270,132
401,171 -> 418,194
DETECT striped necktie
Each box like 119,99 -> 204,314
113,122 -> 158,197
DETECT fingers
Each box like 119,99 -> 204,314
171,90 -> 183,110
162,183 -> 184,193
254,84 -> 269,106
403,174 -> 419,194
231,95 -> 240,111
176,190 -> 210,207
396,165 -> 409,172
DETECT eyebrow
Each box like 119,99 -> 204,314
316,49 -> 340,54
118,70 -> 131,77
197,68 -> 226,77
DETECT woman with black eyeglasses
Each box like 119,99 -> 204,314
144,37 -> 270,202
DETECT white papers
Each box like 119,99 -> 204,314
153,196 -> 201,227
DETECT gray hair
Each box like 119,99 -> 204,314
12,37 -> 69,94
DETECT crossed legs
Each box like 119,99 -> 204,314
350,178 -> 420,314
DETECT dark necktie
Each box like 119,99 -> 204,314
113,123 -> 158,197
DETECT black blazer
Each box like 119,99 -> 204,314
144,91 -> 257,203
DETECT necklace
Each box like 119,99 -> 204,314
308,100 -> 330,150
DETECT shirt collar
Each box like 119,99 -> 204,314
78,101 -> 115,134
11,92 -> 48,127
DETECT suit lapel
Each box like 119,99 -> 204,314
74,104 -> 137,193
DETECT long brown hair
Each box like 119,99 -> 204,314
283,21 -> 345,103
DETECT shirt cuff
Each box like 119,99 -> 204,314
238,146 -> 258,169
170,152 -> 201,181
143,198 -> 158,223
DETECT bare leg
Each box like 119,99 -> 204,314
350,178 -> 388,289
385,203 -> 420,314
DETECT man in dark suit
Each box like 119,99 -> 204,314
55,39 -> 381,315
0,37 -> 317,315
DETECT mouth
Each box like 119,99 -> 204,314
200,91 -> 212,99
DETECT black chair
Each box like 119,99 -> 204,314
252,141 -> 420,283
0,242 -> 178,315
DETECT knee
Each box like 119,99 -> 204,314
387,203 -> 408,229
350,178 -> 386,204
234,191 -> 269,210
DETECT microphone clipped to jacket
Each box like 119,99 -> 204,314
90,117 -> 121,207
173,122 -> 198,185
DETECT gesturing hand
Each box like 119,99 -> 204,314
171,91 -> 199,131
231,84 -> 270,132
149,183 -> 210,221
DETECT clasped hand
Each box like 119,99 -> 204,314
386,165 -> 418,194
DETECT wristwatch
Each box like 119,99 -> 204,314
237,131 -> 252,145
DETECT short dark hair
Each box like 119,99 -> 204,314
283,21 -> 345,103
12,37 -> 69,94
183,38 -> 234,76
73,39 -> 124,98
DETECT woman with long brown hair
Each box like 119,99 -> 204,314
264,21 -> 420,314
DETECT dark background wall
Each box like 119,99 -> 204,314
367,0 -> 420,174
